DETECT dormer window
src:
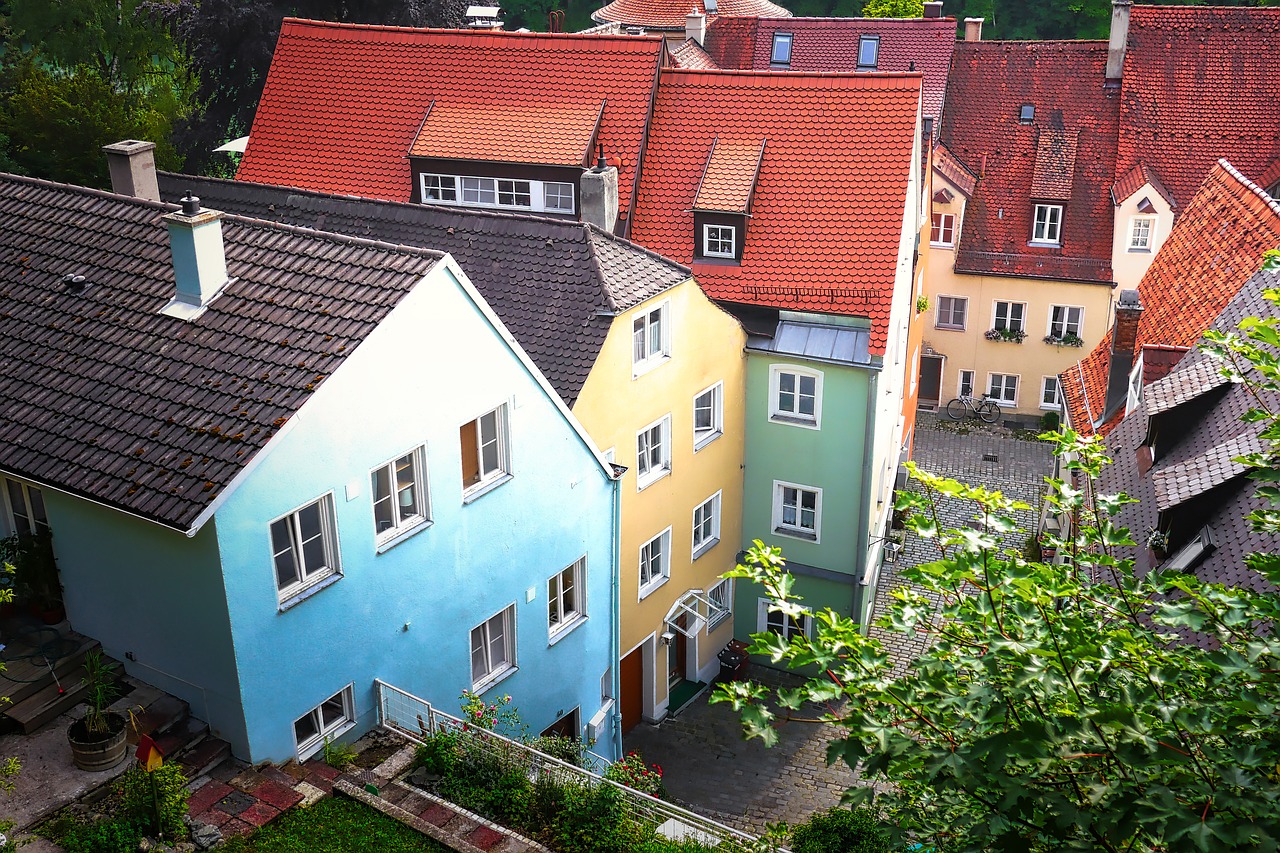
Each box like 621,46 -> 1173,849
857,36 -> 879,70
1019,104 -> 1035,124
771,33 -> 792,65
1164,526 -> 1216,571
419,172 -> 575,214
1031,204 -> 1062,245
703,224 -> 736,258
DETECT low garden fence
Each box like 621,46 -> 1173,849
374,678 -> 764,852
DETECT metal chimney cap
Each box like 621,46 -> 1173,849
1118,289 -> 1142,309
180,194 -> 201,216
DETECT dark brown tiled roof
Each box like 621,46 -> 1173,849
1099,265 -> 1280,601
156,173 -> 691,406
0,174 -> 445,531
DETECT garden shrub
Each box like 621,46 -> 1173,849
790,807 -> 890,853
413,730 -> 460,775
603,751 -> 665,799
486,766 -> 534,829
547,782 -> 651,853
120,763 -> 189,840
59,817 -> 143,853
1039,410 -> 1060,431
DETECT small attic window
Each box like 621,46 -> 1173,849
1164,526 -> 1216,572
857,36 -> 880,70
1019,104 -> 1035,124
704,0 -> 717,12
771,32 -> 793,65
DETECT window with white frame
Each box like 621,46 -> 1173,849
757,597 -> 811,640
548,557 -> 586,638
936,295 -> 967,330
770,32 -> 792,64
987,373 -> 1019,406
707,578 -> 733,631
993,300 -> 1026,333
857,35 -> 880,69
958,369 -> 975,399
4,478 -> 49,536
1040,376 -> 1062,409
1126,353 -> 1145,415
370,447 -> 429,543
461,406 -> 509,495
693,382 -> 724,450
691,492 -> 721,558
1048,305 -> 1084,339
773,482 -> 821,541
1128,216 -> 1155,251
419,173 -> 572,214
471,604 -> 516,689
270,495 -> 340,602
702,224 -> 736,259
639,529 -> 671,596
636,415 -> 672,489
1032,204 -> 1063,244
930,212 -> 955,246
769,366 -> 822,427
293,685 -> 354,758
632,301 -> 670,371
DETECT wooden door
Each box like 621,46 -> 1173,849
919,354 -> 943,407
620,646 -> 643,733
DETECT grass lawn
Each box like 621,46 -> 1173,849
216,797 -> 450,852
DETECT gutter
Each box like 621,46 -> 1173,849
608,465 -> 623,761
854,370 -> 879,626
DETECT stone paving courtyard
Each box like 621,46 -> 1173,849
622,412 -> 1055,835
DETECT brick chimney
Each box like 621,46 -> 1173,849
685,9 -> 706,44
160,194 -> 230,320
923,1 -> 943,18
580,148 -> 619,233
103,140 -> 160,202
1103,289 -> 1143,417
1106,0 -> 1133,81
963,17 -> 984,42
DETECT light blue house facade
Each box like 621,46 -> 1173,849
0,172 -> 620,763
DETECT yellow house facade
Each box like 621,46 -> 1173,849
572,276 -> 746,731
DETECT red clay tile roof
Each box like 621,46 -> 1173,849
592,0 -> 790,31
409,101 -> 604,167
629,69 -> 921,355
693,138 -> 765,213
669,37 -> 721,69
1261,159 -> 1280,195
704,17 -> 955,129
932,142 -> 976,197
1110,161 -> 1174,208
238,20 -> 663,217
1061,161 -> 1280,436
1029,129 -> 1078,201
940,41 -> 1120,284
1116,6 -> 1280,214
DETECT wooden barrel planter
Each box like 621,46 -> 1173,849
68,713 -> 128,771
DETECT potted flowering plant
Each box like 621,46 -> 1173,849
985,327 -> 1027,343
1044,332 -> 1085,347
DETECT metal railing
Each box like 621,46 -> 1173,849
374,679 -> 764,852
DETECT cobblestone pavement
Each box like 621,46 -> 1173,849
621,412 -> 1055,836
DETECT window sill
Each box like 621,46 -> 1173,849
638,576 -> 669,601
929,242 -> 955,249
632,355 -> 670,380
774,526 -> 818,543
296,719 -> 356,762
1126,247 -> 1151,254
692,537 -> 720,561
375,519 -> 433,554
1028,240 -> 1062,248
472,663 -> 517,695
636,467 -> 671,492
693,430 -> 723,453
768,414 -> 820,431
548,614 -> 587,646
463,473 -> 513,505
278,571 -> 342,613
934,325 -> 965,332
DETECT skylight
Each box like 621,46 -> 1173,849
771,33 -> 793,65
1019,104 -> 1035,124
857,36 -> 880,70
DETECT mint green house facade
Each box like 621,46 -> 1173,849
734,311 -> 896,648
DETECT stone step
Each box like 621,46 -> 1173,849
179,736 -> 231,781
4,657 -> 121,734
0,633 -> 99,708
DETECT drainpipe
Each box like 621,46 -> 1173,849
609,469 -> 623,761
854,370 -> 879,627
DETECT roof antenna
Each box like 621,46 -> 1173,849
595,143 -> 607,171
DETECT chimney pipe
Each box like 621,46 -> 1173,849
1106,0 -> 1133,81
102,140 -> 160,202
160,195 -> 230,320
1102,289 -> 1143,417
963,17 -> 983,42
685,9 -> 706,45
923,1 -> 943,18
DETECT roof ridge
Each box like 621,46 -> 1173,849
960,39 -> 1107,46
663,67 -> 923,84
280,16 -> 665,43
1217,158 -> 1280,222
2,170 -> 174,213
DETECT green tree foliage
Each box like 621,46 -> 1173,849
715,287 -> 1280,851
861,0 -> 923,17
943,0 -> 1279,41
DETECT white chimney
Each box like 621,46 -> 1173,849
1106,0 -> 1133,81
160,194 -> 230,320
686,9 -> 706,44
923,1 -> 943,18
103,140 -> 160,202
963,17 -> 984,41
581,154 -> 619,233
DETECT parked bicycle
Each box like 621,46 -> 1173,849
945,394 -> 1001,423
